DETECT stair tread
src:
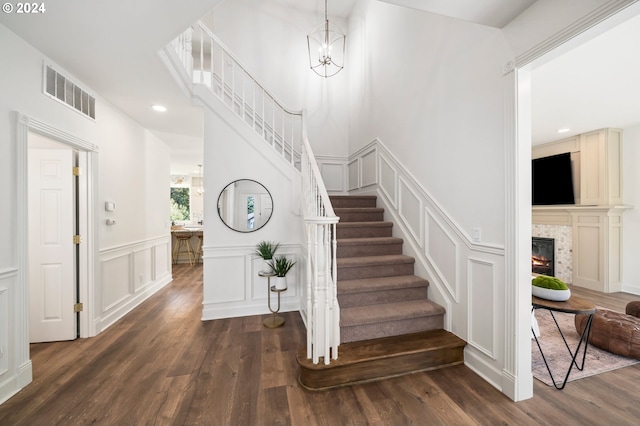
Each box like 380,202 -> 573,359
341,299 -> 445,326
338,275 -> 429,294
334,207 -> 384,213
337,254 -> 414,268
297,329 -> 465,369
330,195 -> 377,201
336,221 -> 392,228
337,237 -> 403,246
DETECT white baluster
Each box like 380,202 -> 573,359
306,222 -> 313,360
198,26 -> 204,85
185,28 -> 193,77
209,33 -> 214,89
312,222 -> 319,364
323,223 -> 331,364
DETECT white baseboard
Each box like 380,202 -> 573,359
464,346 -> 504,391
97,273 -> 172,333
622,283 -> 640,296
0,360 -> 32,405
202,299 -> 300,321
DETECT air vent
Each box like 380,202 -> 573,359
44,64 -> 96,120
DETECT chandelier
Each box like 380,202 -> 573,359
307,0 -> 346,78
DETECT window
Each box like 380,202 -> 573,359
170,188 -> 190,222
247,195 -> 255,229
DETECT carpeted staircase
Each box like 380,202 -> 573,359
297,195 -> 466,390
333,195 -> 446,342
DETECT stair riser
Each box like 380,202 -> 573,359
338,287 -> 428,308
337,242 -> 403,258
336,226 -> 392,239
330,198 -> 377,208
299,347 -> 463,390
338,263 -> 414,281
337,211 -> 385,222
341,315 -> 444,343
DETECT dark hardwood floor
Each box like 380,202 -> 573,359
1,265 -> 639,425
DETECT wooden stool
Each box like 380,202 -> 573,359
194,232 -> 203,263
173,233 -> 195,265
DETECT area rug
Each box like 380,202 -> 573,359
531,308 -> 639,387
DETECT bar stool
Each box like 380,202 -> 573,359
194,232 -> 204,263
173,232 -> 195,265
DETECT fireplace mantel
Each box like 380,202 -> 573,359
532,205 -> 631,293
533,205 -> 630,226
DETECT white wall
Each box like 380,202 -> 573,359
210,0 -> 350,158
343,0 -> 634,402
623,123 -> 640,293
198,87 -> 303,320
347,0 -> 511,245
0,23 -> 172,403
98,104 -> 171,247
344,0 -> 515,397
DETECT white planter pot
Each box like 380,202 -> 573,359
262,259 -> 273,274
274,276 -> 287,290
532,285 -> 571,301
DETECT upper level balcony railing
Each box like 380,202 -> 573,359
173,22 -> 302,170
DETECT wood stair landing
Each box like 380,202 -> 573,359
297,330 -> 465,390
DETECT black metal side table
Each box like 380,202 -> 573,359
532,295 -> 596,390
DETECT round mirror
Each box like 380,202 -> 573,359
217,179 -> 273,232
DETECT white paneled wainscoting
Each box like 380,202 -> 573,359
343,139 -> 509,392
0,267 -> 31,405
202,245 -> 302,320
97,235 -> 172,333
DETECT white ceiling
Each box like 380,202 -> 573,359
379,0 -> 536,28
0,0 -> 217,175
531,12 -> 640,145
272,0 -> 536,27
4,0 -> 637,173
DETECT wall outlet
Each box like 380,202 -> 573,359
472,227 -> 482,242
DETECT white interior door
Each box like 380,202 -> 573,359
28,148 -> 76,342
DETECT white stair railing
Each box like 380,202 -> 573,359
171,22 -> 340,364
301,124 -> 340,365
172,22 -> 302,170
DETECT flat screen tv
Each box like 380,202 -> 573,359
532,152 -> 575,205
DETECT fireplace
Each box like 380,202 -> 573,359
532,237 -> 554,276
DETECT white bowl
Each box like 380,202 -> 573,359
532,285 -> 571,301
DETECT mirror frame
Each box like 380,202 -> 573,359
217,179 -> 273,233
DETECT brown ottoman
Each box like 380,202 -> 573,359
575,304 -> 640,360
626,301 -> 640,318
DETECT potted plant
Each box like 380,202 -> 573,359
255,241 -> 279,273
268,255 -> 296,290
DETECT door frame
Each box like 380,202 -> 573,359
16,112 -> 98,343
505,0 -> 640,401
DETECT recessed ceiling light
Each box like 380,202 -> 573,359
557,128 -> 571,133
152,104 -> 167,112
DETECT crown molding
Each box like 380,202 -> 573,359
515,0 -> 639,68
